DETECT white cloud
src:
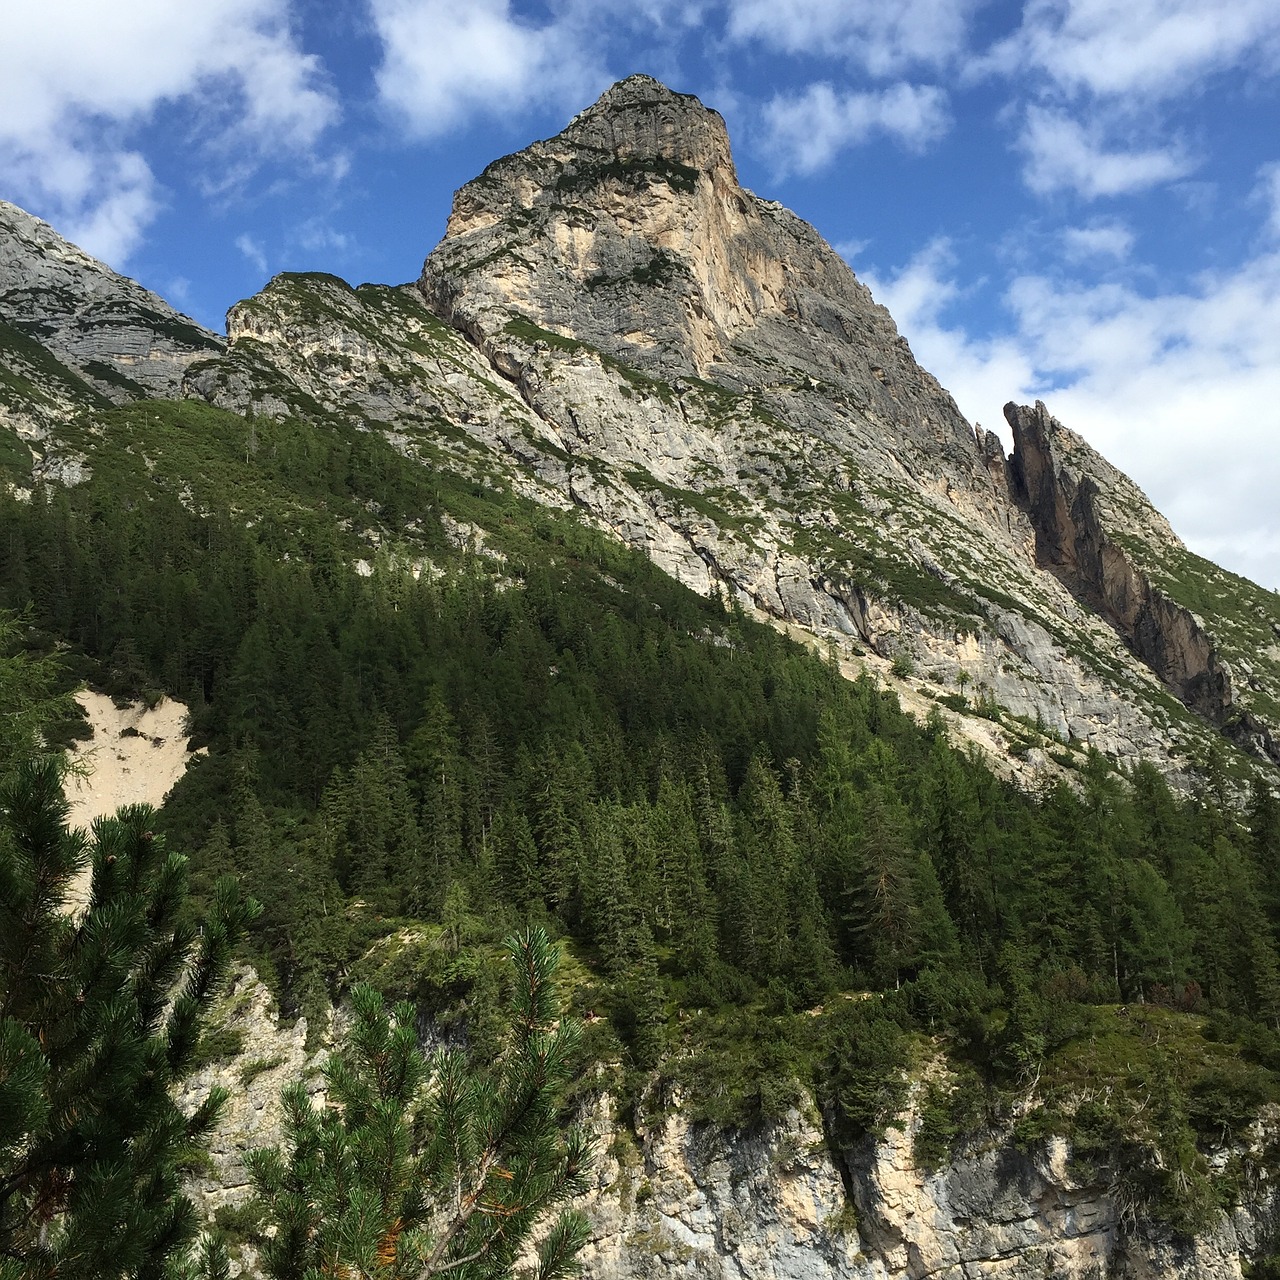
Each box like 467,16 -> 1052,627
369,0 -> 605,139
759,82 -> 950,176
866,238 -> 1280,590
0,0 -> 338,265
860,240 -> 1040,438
726,0 -> 979,77
1007,260 -> 1280,589
236,234 -> 269,275
978,2 -> 1279,212
55,152 -> 161,269
1019,107 -> 1194,199
294,220 -> 353,256
1061,220 -> 1134,261
986,0 -> 1280,100
833,238 -> 871,263
624,0 -> 710,30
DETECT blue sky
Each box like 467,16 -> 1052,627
3,0 -> 1279,588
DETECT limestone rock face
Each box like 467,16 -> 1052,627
411,78 -> 1271,780
422,75 -> 986,492
582,1084 -> 1274,1280
177,967 -> 326,1224
0,199 -> 222,406
166,76 -> 1280,784
1007,400 -> 1280,764
187,975 -> 1278,1280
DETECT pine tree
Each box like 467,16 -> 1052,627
0,758 -> 259,1279
248,926 -> 592,1280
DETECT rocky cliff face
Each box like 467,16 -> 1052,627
185,970 -> 1277,1280
422,74 -> 995,519
0,199 -> 222,408
1007,400 -> 1280,765
167,75 -> 1280,783
5,82 -> 1276,780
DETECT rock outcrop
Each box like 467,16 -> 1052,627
422,74 -> 990,502
185,969 -> 1279,1280
0,199 -> 222,406
585,1099 -> 1273,1280
1007,400 -> 1280,764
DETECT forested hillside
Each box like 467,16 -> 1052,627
4,381 -> 1280,1246
5,76 -> 1280,1273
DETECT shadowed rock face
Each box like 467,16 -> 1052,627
1006,400 -> 1233,723
0,199 -> 222,404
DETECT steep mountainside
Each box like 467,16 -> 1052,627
0,199 -> 224,483
1008,400 -> 1280,765
4,78 -> 1272,784
8,72 -> 1280,1280
172,75 -> 1276,783
0,199 -> 222,405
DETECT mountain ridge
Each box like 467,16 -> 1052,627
9,75 -> 1280,1280
3,75 -> 1279,787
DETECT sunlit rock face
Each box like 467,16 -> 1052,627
183,973 -> 1276,1280
159,76 -> 1280,784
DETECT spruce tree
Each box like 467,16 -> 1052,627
0,758 -> 259,1280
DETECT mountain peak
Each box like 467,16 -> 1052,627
558,75 -> 736,180
423,75 -> 932,401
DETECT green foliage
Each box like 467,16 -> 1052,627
553,154 -> 699,195
238,1056 -> 285,1086
0,758 -> 259,1279
248,927 -> 592,1280
823,1001 -> 912,1143
912,1066 -> 990,1170
1027,1004 -> 1277,1235
7,340 -> 1280,1253
0,610 -> 77,784
189,1025 -> 247,1069
660,1007 -> 814,1129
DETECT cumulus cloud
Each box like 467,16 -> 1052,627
986,0 -> 1280,100
369,0 -> 606,139
0,0 -> 337,265
1007,259 -> 1280,588
726,0 -> 979,76
865,238 -> 1280,589
1061,220 -> 1135,261
760,82 -> 950,176
975,1 -> 1280,209
859,241 -> 1041,440
833,238 -> 871,263
236,233 -> 269,275
1018,107 -> 1194,199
